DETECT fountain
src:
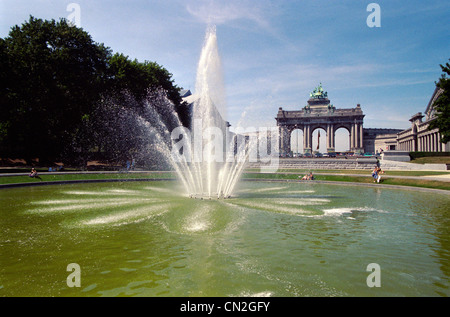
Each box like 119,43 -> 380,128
119,25 -> 279,200
2,180 -> 449,297
161,25 -> 255,199
4,25 -> 447,298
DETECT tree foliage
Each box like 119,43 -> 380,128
1,16 -> 111,163
0,16 -> 187,166
429,60 -> 450,144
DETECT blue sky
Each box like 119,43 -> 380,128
1,0 -> 449,151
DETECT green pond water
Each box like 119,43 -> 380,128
0,181 -> 449,296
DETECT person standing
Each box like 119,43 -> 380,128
372,166 -> 378,183
376,167 -> 384,183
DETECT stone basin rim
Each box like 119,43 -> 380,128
0,177 -> 448,195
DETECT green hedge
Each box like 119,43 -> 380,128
409,152 -> 450,159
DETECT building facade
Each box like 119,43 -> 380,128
276,84 -> 365,155
365,128 -> 403,154
396,87 -> 449,152
276,84 -> 449,156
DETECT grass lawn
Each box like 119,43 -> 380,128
241,172 -> 450,191
0,171 -> 175,185
410,156 -> 450,164
245,168 -> 450,176
1,169 -> 449,191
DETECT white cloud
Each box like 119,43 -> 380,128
186,0 -> 271,28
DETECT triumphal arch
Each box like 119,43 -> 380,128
276,84 -> 365,155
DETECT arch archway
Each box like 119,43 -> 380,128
290,128 -> 304,156
335,127 -> 350,152
276,86 -> 365,155
311,127 -> 327,154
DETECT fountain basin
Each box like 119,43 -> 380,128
0,180 -> 449,296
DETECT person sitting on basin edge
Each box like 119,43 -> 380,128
299,172 -> 314,180
29,168 -> 42,180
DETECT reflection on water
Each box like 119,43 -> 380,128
0,181 -> 449,296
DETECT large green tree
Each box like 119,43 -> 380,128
0,38 -> 10,147
70,54 -> 189,166
429,60 -> 450,144
108,53 -> 180,103
1,16 -> 111,164
107,53 -> 190,128
1,16 -> 189,166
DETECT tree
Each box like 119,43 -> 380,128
1,16 -> 111,164
72,88 -> 177,169
0,38 -> 10,148
1,16 -> 189,167
429,60 -> 450,144
107,53 -> 189,127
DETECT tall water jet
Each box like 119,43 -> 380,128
169,25 -> 254,199
194,25 -> 227,124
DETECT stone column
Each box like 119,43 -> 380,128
308,125 -> 313,153
278,126 -> 283,155
431,133 -> 435,152
326,125 -> 330,149
331,125 -> 335,150
435,133 -> 439,152
431,134 -> 434,151
428,134 -> 431,152
433,133 -> 436,152
348,133 -> 351,151
304,124 -> 311,154
359,123 -> 364,152
436,133 -> 441,152
326,124 -> 335,152
350,124 -> 355,150
287,127 -> 292,154
356,123 -> 360,149
435,133 -> 438,152
279,126 -> 290,156
436,133 -> 440,152
303,126 -> 307,153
